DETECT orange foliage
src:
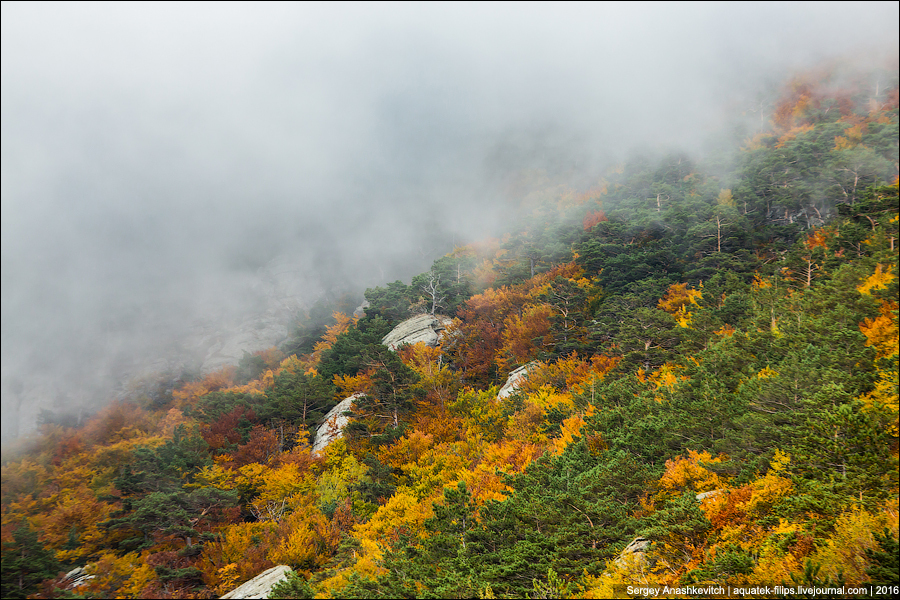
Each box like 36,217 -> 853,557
499,304 -> 553,370
658,450 -> 727,495
156,408 -> 191,437
804,228 -> 832,250
172,367 -> 236,408
198,521 -> 276,594
714,324 -> 736,337
516,352 -> 619,397
583,209 -> 608,230
445,286 -> 531,385
859,300 -> 899,360
81,401 -> 152,447
38,485 -> 117,562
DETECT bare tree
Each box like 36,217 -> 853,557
420,269 -> 446,315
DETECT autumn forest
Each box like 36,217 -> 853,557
2,60 -> 899,599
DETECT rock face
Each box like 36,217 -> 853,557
312,394 -> 359,454
695,488 -> 722,502
381,314 -> 453,351
62,566 -> 94,589
497,362 -> 539,399
615,537 -> 652,569
220,565 -> 292,599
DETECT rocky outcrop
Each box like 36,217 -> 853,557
312,394 -> 360,454
497,362 -> 539,399
220,565 -> 292,599
615,537 -> 652,569
62,566 -> 94,589
381,314 -> 453,351
695,488 -> 722,502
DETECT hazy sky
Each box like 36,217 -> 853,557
2,2 -> 898,440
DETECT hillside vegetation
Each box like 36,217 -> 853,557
2,61 -> 898,599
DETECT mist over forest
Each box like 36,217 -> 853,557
2,3 -> 898,442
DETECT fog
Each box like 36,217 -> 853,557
2,2 -> 897,441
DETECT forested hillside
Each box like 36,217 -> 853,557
2,62 -> 898,599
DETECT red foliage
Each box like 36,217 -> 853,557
582,209 -> 608,230
201,406 -> 257,452
226,426 -> 279,469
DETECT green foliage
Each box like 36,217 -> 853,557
316,316 -> 393,380
865,529 -> 899,585
266,370 -> 336,436
270,570 -> 314,599
0,521 -> 61,600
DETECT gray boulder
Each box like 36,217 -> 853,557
312,394 -> 359,454
220,565 -> 293,599
62,566 -> 94,589
695,488 -> 722,501
497,362 -> 539,400
381,314 -> 453,351
615,537 -> 652,569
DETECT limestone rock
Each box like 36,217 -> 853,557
312,394 -> 359,454
615,537 -> 652,569
695,488 -> 722,502
497,362 -> 539,400
381,314 -> 453,351
220,565 -> 293,599
62,566 -> 94,589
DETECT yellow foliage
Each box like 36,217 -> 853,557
810,501 -> 900,585
756,366 -> 779,379
258,462 -> 317,505
278,354 -> 305,373
860,368 -> 899,436
526,385 -> 574,411
550,409 -> 594,456
379,429 -> 435,472
658,450 -> 726,494
269,504 -> 339,569
658,283 -> 702,328
401,442 -> 471,498
648,363 -> 687,396
857,264 -> 895,296
354,488 -> 434,548
198,520 -> 275,594
216,563 -> 243,596
317,537 -> 388,597
859,300 -> 899,360
518,353 -> 619,397
333,370 -> 374,397
77,551 -> 155,599
752,273 -> 773,289
190,463 -> 237,491
745,461 -> 792,518
316,452 -> 369,513
450,386 -> 507,442
717,189 -> 735,207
